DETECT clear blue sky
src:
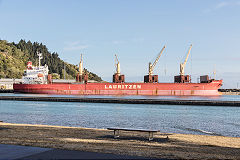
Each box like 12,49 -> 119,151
0,0 -> 240,88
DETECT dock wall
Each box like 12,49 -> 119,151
0,96 -> 239,106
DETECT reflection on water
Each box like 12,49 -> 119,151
0,98 -> 239,137
1,93 -> 240,101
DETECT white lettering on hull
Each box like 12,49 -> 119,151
105,84 -> 141,89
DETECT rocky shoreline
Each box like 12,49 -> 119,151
0,122 -> 239,159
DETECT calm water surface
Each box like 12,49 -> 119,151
0,93 -> 240,137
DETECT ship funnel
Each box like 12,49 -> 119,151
27,61 -> 32,70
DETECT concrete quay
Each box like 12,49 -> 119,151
0,89 -> 14,93
0,144 -> 144,160
0,96 -> 240,106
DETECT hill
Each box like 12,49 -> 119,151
0,39 -> 102,81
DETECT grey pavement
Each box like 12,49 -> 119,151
0,144 -> 148,159
0,144 -> 51,160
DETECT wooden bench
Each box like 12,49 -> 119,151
107,128 -> 159,141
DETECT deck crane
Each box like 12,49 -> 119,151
144,45 -> 166,83
79,54 -> 83,76
180,44 -> 192,76
113,54 -> 125,83
115,54 -> 120,76
174,44 -> 192,83
76,54 -> 88,83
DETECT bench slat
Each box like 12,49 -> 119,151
107,127 -> 160,141
107,128 -> 159,132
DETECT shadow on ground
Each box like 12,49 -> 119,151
97,135 -> 169,143
0,127 -> 10,131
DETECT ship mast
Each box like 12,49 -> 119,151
213,65 -> 216,80
37,52 -> 43,68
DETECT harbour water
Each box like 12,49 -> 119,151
0,93 -> 240,137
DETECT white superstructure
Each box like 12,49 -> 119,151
22,53 -> 49,84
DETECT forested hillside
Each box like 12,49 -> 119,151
0,39 -> 102,81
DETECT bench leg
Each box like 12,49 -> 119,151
149,132 -> 154,141
114,130 -> 120,138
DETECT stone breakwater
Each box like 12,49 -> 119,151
0,96 -> 240,106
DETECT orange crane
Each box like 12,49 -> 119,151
144,45 -> 166,83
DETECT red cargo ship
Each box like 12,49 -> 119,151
13,81 -> 222,96
13,46 -> 223,96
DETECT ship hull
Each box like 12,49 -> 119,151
13,80 -> 222,96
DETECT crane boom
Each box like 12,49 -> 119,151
149,45 -> 166,75
79,54 -> 83,75
115,54 -> 120,75
180,44 -> 192,75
